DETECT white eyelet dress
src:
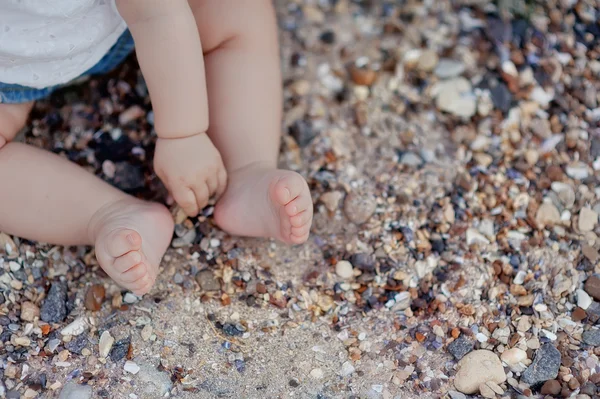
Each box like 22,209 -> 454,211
0,0 -> 127,89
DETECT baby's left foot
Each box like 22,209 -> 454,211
214,163 -> 313,244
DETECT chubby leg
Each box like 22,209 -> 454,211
189,0 -> 313,244
0,105 -> 173,295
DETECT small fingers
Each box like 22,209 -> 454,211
192,182 -> 210,212
172,187 -> 199,217
216,168 -> 228,199
206,173 -> 219,197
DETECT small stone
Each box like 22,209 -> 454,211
9,261 -> 20,272
124,361 -> 140,375
349,65 -> 377,86
196,270 -> 220,292
580,382 -> 597,396
500,348 -> 527,365
400,152 -> 423,167
141,325 -> 152,342
582,329 -> 600,346
40,282 -> 68,323
0,232 -> 18,255
434,77 -> 476,119
466,229 -> 490,245
123,293 -> 139,304
349,253 -> 376,272
14,336 -> 30,346
288,378 -> 300,388
479,382 -> 495,398
585,275 -> 600,301
319,30 -> 335,44
339,361 -> 355,377
309,368 -> 324,379
335,261 -> 354,279
417,50 -> 439,72
110,337 -> 131,362
47,338 -> 61,353
65,334 -> 88,355
454,350 -> 506,394
118,105 -> 145,125
540,380 -> 562,396
579,208 -> 598,232
320,191 -> 343,212
434,59 -> 465,79
447,336 -> 474,360
99,330 -> 114,358
572,307 -> 587,322
344,192 -> 377,225
137,362 -> 173,396
448,391 -> 466,399
20,301 -> 40,322
583,244 -> 599,263
58,380 -> 92,399
289,119 -> 317,148
521,343 -> 561,385
578,289 -> 593,310
566,162 -> 590,180
84,284 -> 105,311
61,317 -> 87,336
536,202 -> 561,227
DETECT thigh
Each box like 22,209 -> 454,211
0,102 -> 34,145
188,0 -> 276,53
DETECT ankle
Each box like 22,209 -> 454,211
86,198 -> 129,243
228,160 -> 277,175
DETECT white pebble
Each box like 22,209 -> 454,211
309,368 -> 324,379
335,261 -> 354,279
339,361 -> 355,377
124,361 -> 140,375
577,289 -> 593,310
475,333 -> 488,343
8,261 -> 21,272
123,293 -> 139,304
99,330 -> 115,358
60,317 -> 87,336
513,270 -> 526,285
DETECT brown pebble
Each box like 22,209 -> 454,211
84,284 -> 105,311
572,307 -> 587,322
256,283 -> 267,294
583,244 -> 600,263
451,328 -> 460,339
569,378 -> 580,390
585,276 -> 600,301
590,373 -> 600,384
349,65 -> 378,86
562,356 -> 574,368
541,380 -> 562,395
415,332 -> 426,342
560,385 -> 571,398
546,165 -> 564,181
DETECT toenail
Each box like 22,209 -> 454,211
127,234 -> 136,245
132,252 -> 141,263
285,188 -> 291,200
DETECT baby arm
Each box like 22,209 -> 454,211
116,0 -> 226,216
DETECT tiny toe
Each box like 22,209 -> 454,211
274,174 -> 306,205
285,195 -> 312,216
290,232 -> 310,244
291,225 -> 309,237
130,273 -> 155,296
112,250 -> 143,273
290,211 -> 311,228
106,229 -> 142,257
120,262 -> 150,284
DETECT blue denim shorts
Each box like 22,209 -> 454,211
0,30 -> 135,104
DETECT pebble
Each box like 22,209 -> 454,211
339,361 -> 355,377
309,368 -> 324,379
84,284 -> 105,311
40,282 -> 68,323
578,289 -> 593,310
541,379 -> 562,395
140,325 -> 152,342
20,301 -> 40,322
58,380 -> 92,399
434,77 -> 476,118
454,350 -> 506,394
448,391 -> 466,399
335,261 -> 354,279
60,317 -> 87,336
196,270 -> 220,292
349,253 -> 376,272
585,275 -> 600,301
536,202 -> 561,226
579,208 -> 598,232
9,261 -> 20,272
582,329 -> 600,346
123,293 -> 138,304
500,348 -> 527,365
417,50 -> 439,72
124,361 -> 140,374
479,382 -> 496,398
137,362 -> 173,396
344,192 -> 377,225
320,191 -> 344,212
99,330 -> 114,358
566,162 -> 590,180
521,343 -> 561,385
447,336 -> 474,360
434,59 -> 465,79
47,338 -> 61,353
110,337 -> 131,362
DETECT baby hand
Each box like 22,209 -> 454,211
154,133 -> 227,216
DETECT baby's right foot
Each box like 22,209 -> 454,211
88,198 -> 174,295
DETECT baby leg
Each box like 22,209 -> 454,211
189,0 -> 313,244
0,106 -> 173,294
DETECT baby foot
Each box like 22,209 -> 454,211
214,163 -> 313,244
88,198 -> 174,295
